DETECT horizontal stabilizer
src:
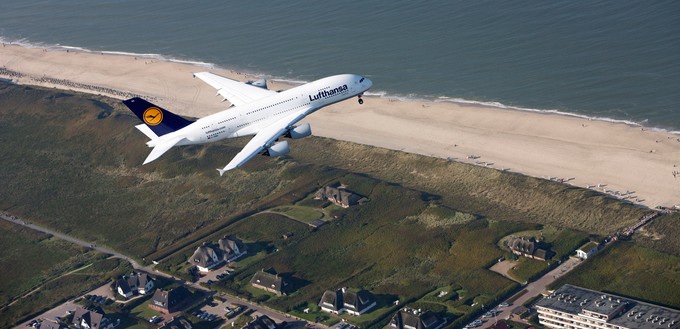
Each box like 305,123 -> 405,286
144,137 -> 185,165
135,124 -> 158,140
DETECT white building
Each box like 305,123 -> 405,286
536,284 -> 680,329
189,243 -> 222,272
575,241 -> 600,260
318,287 -> 376,316
116,272 -> 154,298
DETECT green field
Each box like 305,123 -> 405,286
0,220 -> 100,306
0,219 -> 123,328
634,212 -> 680,256
268,205 -> 325,223
288,138 -> 648,236
550,241 -> 680,309
0,256 -> 132,328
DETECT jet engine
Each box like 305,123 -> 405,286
263,141 -> 290,157
246,79 -> 268,90
284,123 -> 312,139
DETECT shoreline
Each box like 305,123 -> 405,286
3,38 -> 675,134
2,43 -> 679,209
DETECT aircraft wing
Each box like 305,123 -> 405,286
193,72 -> 275,107
218,109 -> 310,175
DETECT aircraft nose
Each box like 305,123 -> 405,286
365,78 -> 373,90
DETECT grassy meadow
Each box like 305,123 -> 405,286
549,241 -> 680,309
0,220 -> 99,306
0,255 -> 132,328
0,219 -> 130,327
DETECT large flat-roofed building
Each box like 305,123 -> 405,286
536,284 -> 680,329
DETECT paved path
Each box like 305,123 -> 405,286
479,257 -> 582,328
488,260 -> 521,283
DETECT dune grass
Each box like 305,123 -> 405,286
549,241 -> 680,309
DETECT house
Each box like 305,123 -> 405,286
149,286 -> 191,314
387,308 -> 446,329
116,272 -> 154,298
576,241 -> 600,259
242,315 -> 281,329
314,185 -> 366,208
507,237 -> 552,261
319,287 -> 376,316
250,269 -> 289,295
159,316 -> 193,329
218,235 -> 247,263
72,306 -> 114,329
189,243 -> 223,272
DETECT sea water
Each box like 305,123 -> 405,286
1,1 -> 678,130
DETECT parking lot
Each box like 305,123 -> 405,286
196,266 -> 234,285
191,295 -> 246,324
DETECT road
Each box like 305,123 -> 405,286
479,257 -> 582,328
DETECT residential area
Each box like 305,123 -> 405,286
2,146 -> 679,329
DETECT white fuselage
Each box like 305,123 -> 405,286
148,74 -> 371,148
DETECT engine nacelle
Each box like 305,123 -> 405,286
246,79 -> 268,89
263,141 -> 290,157
284,123 -> 312,139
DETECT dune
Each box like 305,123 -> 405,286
2,43 -> 678,208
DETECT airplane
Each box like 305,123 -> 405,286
122,73 -> 372,175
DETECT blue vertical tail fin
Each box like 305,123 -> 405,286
122,97 -> 194,137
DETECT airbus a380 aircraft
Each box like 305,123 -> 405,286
123,73 -> 372,175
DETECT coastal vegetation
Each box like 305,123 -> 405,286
0,83 -> 676,327
550,241 -> 680,309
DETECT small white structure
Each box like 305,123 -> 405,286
576,241 -> 600,260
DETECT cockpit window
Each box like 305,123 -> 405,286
359,77 -> 365,83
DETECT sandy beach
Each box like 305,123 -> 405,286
2,44 -> 678,209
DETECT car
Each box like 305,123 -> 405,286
499,302 -> 510,308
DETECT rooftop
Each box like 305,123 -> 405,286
578,241 -> 599,254
536,284 -> 680,329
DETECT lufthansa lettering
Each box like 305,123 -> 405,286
308,84 -> 348,102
